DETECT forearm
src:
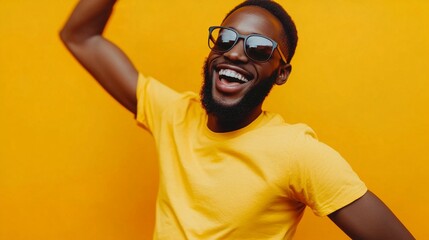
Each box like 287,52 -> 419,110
60,0 -> 116,43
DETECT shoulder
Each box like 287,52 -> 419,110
160,90 -> 204,125
254,112 -> 318,144
136,73 -> 201,129
254,115 -> 355,179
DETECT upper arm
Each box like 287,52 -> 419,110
62,36 -> 138,114
328,191 -> 414,240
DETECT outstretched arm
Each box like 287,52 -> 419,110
60,0 -> 138,114
329,191 -> 414,239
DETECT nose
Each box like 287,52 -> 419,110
223,39 -> 249,63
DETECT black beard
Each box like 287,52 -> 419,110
200,59 -> 277,122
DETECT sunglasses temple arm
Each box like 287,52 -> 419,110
209,35 -> 216,45
277,48 -> 288,64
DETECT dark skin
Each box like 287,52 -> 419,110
60,0 -> 138,114
205,7 -> 291,132
60,1 -> 414,239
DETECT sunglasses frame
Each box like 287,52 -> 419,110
208,26 -> 288,63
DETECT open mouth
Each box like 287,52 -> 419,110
211,64 -> 254,95
218,69 -> 249,84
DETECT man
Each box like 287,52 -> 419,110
60,0 -> 414,239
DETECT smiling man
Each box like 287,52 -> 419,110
60,0 -> 414,239
201,5 -> 292,132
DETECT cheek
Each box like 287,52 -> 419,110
256,63 -> 278,80
207,52 -> 222,64
205,53 -> 225,75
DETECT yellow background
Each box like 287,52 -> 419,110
1,0 -> 428,239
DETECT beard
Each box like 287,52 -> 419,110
200,58 -> 277,122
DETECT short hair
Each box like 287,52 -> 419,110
223,0 -> 298,63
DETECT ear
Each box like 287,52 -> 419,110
275,63 -> 292,85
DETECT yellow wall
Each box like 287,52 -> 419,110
1,0 -> 427,239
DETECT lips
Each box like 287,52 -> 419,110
213,65 -> 254,94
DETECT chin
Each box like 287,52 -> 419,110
200,58 -> 277,121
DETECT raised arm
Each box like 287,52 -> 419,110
329,191 -> 415,240
60,0 -> 138,114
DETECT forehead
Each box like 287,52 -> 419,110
221,6 -> 283,40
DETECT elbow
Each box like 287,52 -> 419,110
59,31 -> 66,45
59,27 -> 71,47
58,28 -> 82,58
59,26 -> 75,47
59,27 -> 97,50
58,25 -> 81,48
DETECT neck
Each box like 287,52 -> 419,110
207,107 -> 262,133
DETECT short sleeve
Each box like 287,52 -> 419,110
135,73 -> 182,132
289,132 -> 367,216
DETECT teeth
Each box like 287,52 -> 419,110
219,69 -> 248,83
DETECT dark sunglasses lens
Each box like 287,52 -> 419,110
209,28 -> 237,52
246,36 -> 274,61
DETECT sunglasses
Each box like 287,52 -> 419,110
208,26 -> 287,63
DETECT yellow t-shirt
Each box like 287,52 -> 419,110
136,74 -> 367,240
